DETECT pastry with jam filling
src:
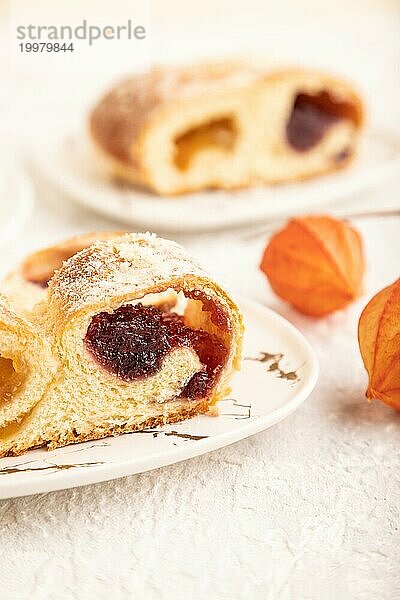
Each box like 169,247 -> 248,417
0,233 -> 243,456
89,61 -> 363,195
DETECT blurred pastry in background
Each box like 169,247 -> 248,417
89,61 -> 364,195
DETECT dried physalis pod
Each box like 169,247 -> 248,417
260,215 -> 364,316
358,279 -> 400,411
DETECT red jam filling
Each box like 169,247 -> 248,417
286,93 -> 340,152
84,303 -> 228,400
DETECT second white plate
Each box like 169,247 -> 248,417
33,130 -> 400,232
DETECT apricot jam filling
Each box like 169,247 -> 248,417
84,303 -> 228,400
174,117 -> 237,170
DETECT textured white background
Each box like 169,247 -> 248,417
1,1 -> 400,599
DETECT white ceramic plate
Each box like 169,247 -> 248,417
0,296 -> 318,499
32,130 -> 400,232
0,164 -> 34,247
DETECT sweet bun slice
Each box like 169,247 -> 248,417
0,297 -> 55,432
0,233 -> 243,456
1,232 -> 177,314
89,61 -> 363,195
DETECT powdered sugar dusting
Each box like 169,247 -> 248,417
48,233 -> 210,316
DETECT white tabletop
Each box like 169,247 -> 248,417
1,2 -> 400,598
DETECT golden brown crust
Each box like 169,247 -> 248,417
1,399 -> 209,456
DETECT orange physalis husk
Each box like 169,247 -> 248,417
358,279 -> 400,411
260,215 -> 364,316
